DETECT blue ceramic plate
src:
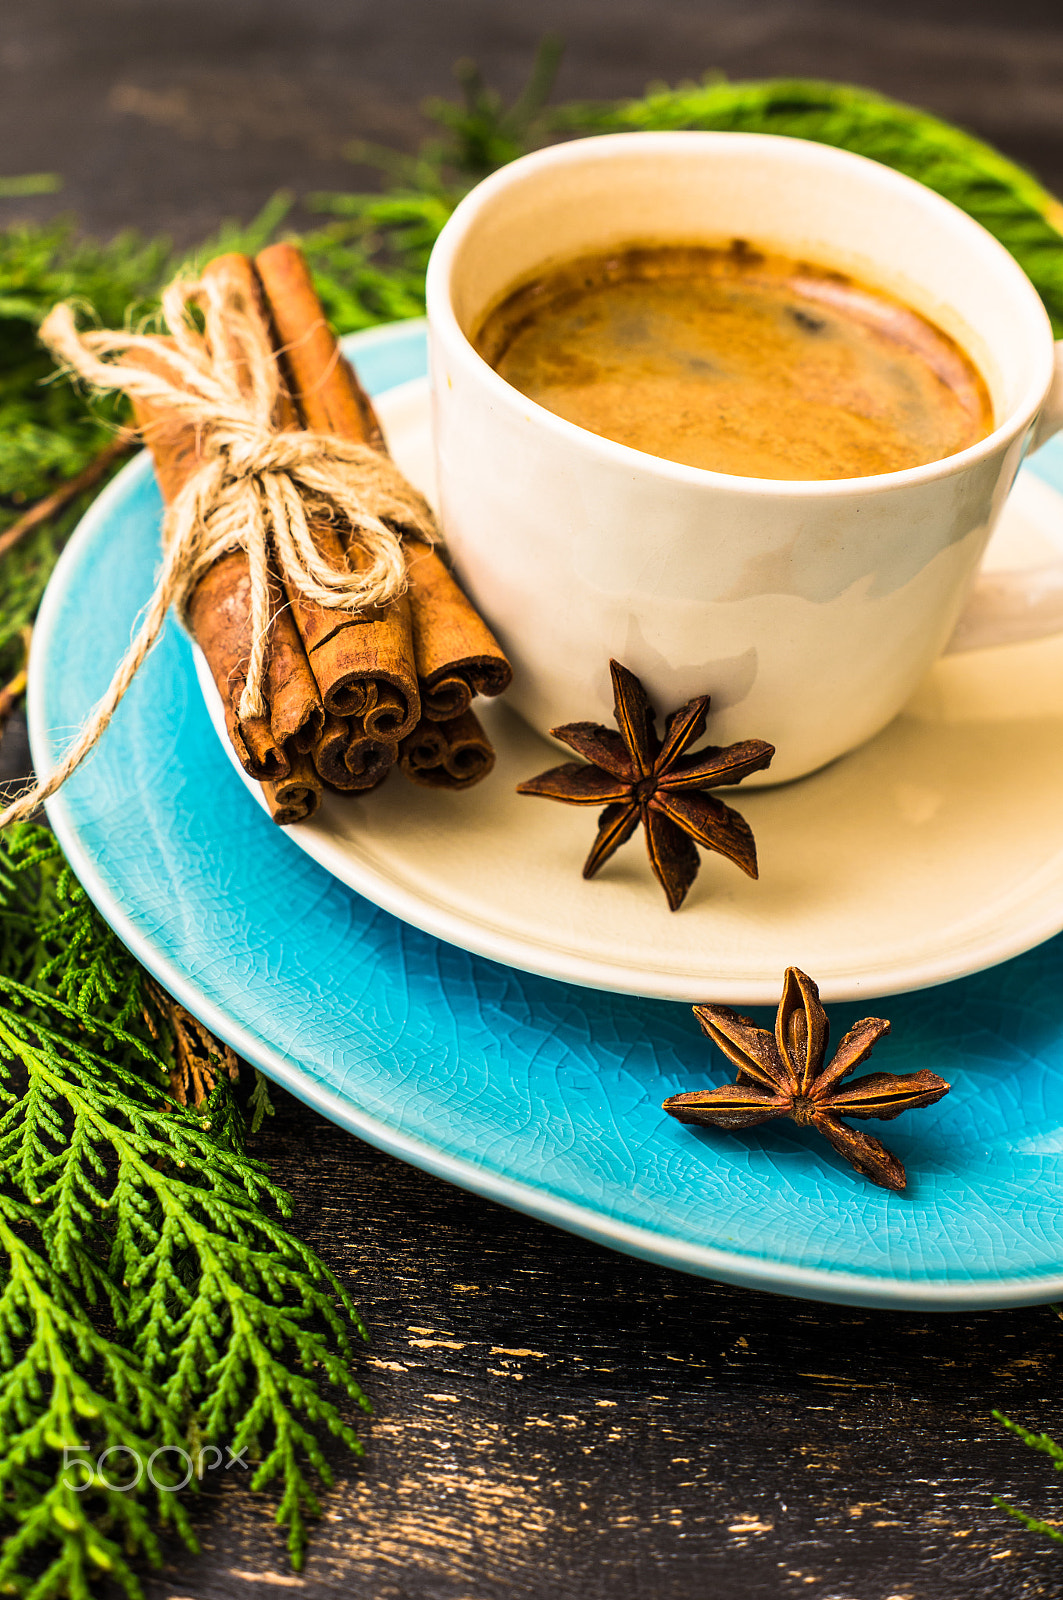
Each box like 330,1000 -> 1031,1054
29,320 -> 1063,1310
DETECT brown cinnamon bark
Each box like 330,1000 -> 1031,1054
254,241 -> 386,449
345,720 -> 397,788
404,541 -> 512,720
310,713 -> 356,789
255,242 -> 420,740
292,585 -> 417,735
200,254 -> 325,757
130,255 -> 325,780
308,710 -> 395,792
184,551 -> 286,780
255,242 -> 510,728
396,719 -> 448,777
398,708 -> 496,790
263,575 -> 325,754
261,750 -> 323,825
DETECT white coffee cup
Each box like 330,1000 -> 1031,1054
425,132 -> 1063,784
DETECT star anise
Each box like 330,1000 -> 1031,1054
662,967 -> 950,1190
516,660 -> 775,910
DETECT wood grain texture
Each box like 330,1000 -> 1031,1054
3,0 -> 1063,247
140,1087 -> 1063,1600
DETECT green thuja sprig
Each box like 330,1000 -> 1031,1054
298,40 -> 565,323
0,828 -> 369,1591
424,33 -> 564,177
248,1071 -> 276,1136
994,1347 -> 1063,1549
34,866 -> 146,1029
0,219 -> 167,504
0,1195 -> 194,1600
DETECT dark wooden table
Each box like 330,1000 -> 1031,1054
5,4 -> 1063,1595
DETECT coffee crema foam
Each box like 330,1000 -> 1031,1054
474,242 -> 993,481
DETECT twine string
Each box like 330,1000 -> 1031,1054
0,273 -> 436,828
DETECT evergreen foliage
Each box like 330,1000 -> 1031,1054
0,827 -> 369,1595
426,34 -> 564,176
994,1395 -> 1063,1546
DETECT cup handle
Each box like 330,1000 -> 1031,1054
946,339 -> 1063,654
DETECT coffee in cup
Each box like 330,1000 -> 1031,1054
474,240 -> 992,481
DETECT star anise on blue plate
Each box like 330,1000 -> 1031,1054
516,659 -> 775,910
663,967 -> 950,1190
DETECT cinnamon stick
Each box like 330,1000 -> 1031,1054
130,255 -> 325,779
200,254 -> 325,758
255,242 -> 510,725
263,574 -> 325,755
185,551 -> 286,780
310,713 -> 356,789
254,243 -> 420,740
255,246 -> 385,450
344,721 -> 396,789
398,708 -> 496,790
404,542 -> 513,720
261,750 -> 323,825
396,720 -> 448,779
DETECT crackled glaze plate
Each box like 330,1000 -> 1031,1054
28,318 -> 1063,1308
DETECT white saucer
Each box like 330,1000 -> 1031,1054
198,377 -> 1063,1005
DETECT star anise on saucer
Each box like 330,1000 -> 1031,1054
662,967 -> 950,1191
516,659 -> 775,910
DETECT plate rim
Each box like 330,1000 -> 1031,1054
33,802 -> 1063,1311
26,319 -> 1063,1311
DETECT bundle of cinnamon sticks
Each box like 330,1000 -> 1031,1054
133,245 -> 511,824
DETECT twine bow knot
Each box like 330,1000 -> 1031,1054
0,270 -> 436,828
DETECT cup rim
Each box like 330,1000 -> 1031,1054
426,130 -> 1056,497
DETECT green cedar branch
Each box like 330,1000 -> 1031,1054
994,1403 -> 1063,1546
0,1194 -> 195,1600
0,828 -> 370,1589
